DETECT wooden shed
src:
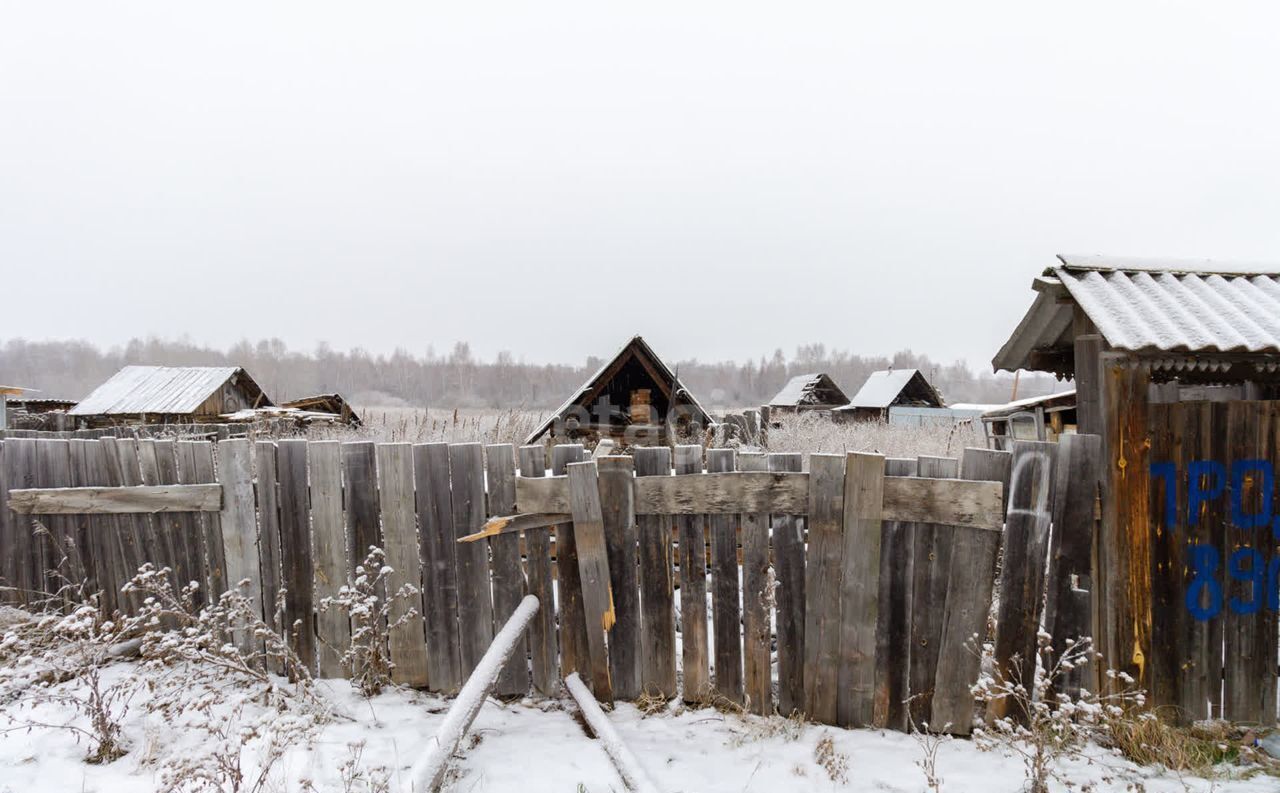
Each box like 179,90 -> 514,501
832,368 -> 944,423
767,373 -> 850,412
68,365 -> 271,427
524,335 -> 712,446
993,253 -> 1280,723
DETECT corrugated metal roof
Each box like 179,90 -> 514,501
768,373 -> 848,407
845,369 -> 920,409
70,366 -> 253,416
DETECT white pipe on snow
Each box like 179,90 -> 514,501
411,594 -> 540,792
565,672 -> 661,793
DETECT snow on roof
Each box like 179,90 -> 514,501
980,389 -> 1076,419
768,373 -> 848,407
1057,254 -> 1280,278
844,369 -> 923,409
70,366 -> 262,416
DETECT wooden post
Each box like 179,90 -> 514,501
804,453 -> 845,724
675,444 -> 710,703
738,452 -> 771,715
907,455 -> 957,729
518,444 -> 559,696
634,447 -> 676,699
874,457 -> 916,731
707,448 -> 743,706
566,461 -> 614,700
564,672 -> 662,793
599,455 -> 640,701
486,443 -> 530,697
769,451 -> 805,717
416,442 -> 462,693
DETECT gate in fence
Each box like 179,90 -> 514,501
0,435 -> 1106,733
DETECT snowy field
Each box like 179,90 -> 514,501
1,661 -> 1275,793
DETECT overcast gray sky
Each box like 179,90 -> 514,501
3,2 -> 1278,369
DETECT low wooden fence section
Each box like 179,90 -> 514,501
1,424 -> 256,441
0,436 -> 1097,733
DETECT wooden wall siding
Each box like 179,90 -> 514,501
1044,434 -> 1100,701
0,437 -> 1070,736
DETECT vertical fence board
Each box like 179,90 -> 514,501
837,452 -> 884,729
84,440 -> 129,613
738,452 -> 771,715
104,438 -> 150,611
342,442 -> 381,578
217,438 -> 265,658
376,443 -> 429,687
486,443 -> 530,697
67,440 -> 108,612
38,439 -> 84,599
151,440 -> 199,604
135,440 -> 179,592
599,455 -> 640,701
907,455 -> 958,729
552,444 -> 589,682
309,441 -> 350,678
180,441 -> 225,599
417,442 -> 462,693
567,460 -> 614,700
451,443 -> 495,677
675,444 -> 710,703
254,441 -> 285,658
804,453 -> 845,724
1147,407 -> 1178,712
991,440 -> 1057,723
1174,403 -> 1215,719
769,451 -> 806,717
874,457 -> 916,730
518,445 -> 558,695
707,448 -> 743,706
277,439 -> 317,676
931,447 -> 1010,734
634,447 -> 676,700
1046,434 -> 1101,701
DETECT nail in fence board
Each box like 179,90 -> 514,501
217,438 -> 266,658
804,453 -> 845,724
67,440 -> 107,613
551,444 -> 589,682
450,443 -> 495,677
707,448 -> 743,706
769,452 -> 805,717
417,442 -> 462,693
486,443 -> 530,697
675,444 -> 710,703
874,457 -> 916,731
837,452 -> 884,729
931,447 -> 1010,735
990,440 -> 1057,724
598,455 -> 640,701
376,443 -> 429,687
1044,435 -> 1099,703
566,460 -> 615,700
152,439 -> 201,607
180,441 -> 226,600
907,455 -> 958,730
254,441 -> 286,660
738,452 -> 771,715
518,445 -> 559,695
309,441 -> 351,679
633,447 -> 676,699
277,439 -> 317,676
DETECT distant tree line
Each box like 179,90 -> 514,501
0,337 -> 1062,410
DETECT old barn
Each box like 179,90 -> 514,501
833,368 -> 944,423
68,365 -> 272,427
767,373 -> 850,413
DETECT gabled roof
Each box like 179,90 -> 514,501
69,366 -> 270,416
768,373 -> 849,408
993,254 -> 1280,373
841,369 -> 944,409
524,336 -> 711,443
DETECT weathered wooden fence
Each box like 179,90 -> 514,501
0,436 -> 1102,733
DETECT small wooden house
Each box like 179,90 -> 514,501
525,336 -> 712,446
979,389 -> 1077,449
767,373 -> 850,412
69,366 -> 271,427
833,369 -> 944,423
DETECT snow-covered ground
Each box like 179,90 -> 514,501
0,661 -> 1275,793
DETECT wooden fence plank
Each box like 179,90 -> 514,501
309,441 -> 350,678
416,442 -> 462,693
152,439 -> 201,607
87,440 -> 133,613
342,442 -> 381,578
804,453 -> 845,724
1147,406 -> 1178,713
180,441 -> 226,599
769,451 -> 806,717
34,439 -> 83,600
990,440 -> 1057,724
874,457 -> 916,731
634,446 -> 676,700
706,448 -> 743,706
1044,434 -> 1100,701
7,484 -> 223,514
738,452 -> 771,715
599,455 -> 640,701
907,455 -> 958,730
518,444 -> 559,696
450,443 -> 495,677
1174,402 -> 1217,720
566,460 -> 614,700
106,438 -> 156,610
0,440 -> 22,604
217,438 -> 265,658
486,443 -> 530,697
552,444 -> 589,683
376,443 -> 429,687
675,444 -> 710,703
932,447 -> 1010,735
837,452 -> 884,729
277,439 -> 317,676
67,440 -> 106,612
135,440 -> 179,592
255,440 -> 285,659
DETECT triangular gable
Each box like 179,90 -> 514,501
769,373 -> 849,407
